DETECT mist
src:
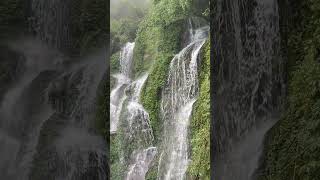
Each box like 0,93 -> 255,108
111,0 -> 151,19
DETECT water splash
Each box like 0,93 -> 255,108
126,147 -> 157,180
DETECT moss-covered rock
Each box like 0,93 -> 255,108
137,0 -> 193,143
187,40 -> 210,179
110,51 -> 120,74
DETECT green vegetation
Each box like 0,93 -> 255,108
110,1 -> 152,179
137,0 -> 193,142
110,0 -> 210,179
110,0 -> 148,71
258,0 -> 320,179
188,40 -> 210,179
111,19 -> 140,53
110,134 -> 126,180
110,51 -> 121,74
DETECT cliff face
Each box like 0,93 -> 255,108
211,0 -> 286,179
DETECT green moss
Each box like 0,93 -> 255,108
140,52 -> 177,142
110,51 -> 121,74
187,40 -> 210,179
110,135 -> 126,180
258,0 -> 320,179
110,0 -> 210,178
136,0 -> 192,142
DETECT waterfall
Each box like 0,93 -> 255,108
110,42 -> 135,134
110,41 -> 157,179
212,0 -> 285,179
0,39 -> 108,180
157,25 -> 209,180
126,147 -> 157,180
124,74 -> 156,180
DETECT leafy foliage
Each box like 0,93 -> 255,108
110,0 -> 149,54
136,0 -> 192,143
188,40 -> 210,179
110,135 -> 126,180
258,0 -> 320,179
110,0 -> 210,179
110,51 -> 120,74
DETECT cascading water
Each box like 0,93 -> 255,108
110,42 -> 135,134
157,25 -> 209,180
0,39 -> 108,180
110,42 -> 156,179
212,0 -> 285,179
124,74 -> 156,180
126,147 -> 157,180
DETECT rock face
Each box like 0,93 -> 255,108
0,45 -> 26,102
211,0 -> 286,179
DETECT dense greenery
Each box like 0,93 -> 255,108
110,0 -> 210,179
110,0 -> 148,54
137,0 -> 193,143
138,1 -> 192,177
110,51 -> 120,74
188,40 -> 210,179
110,134 -> 126,180
258,0 -> 320,179
109,1 -> 152,179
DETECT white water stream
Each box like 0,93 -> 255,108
157,26 -> 209,180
